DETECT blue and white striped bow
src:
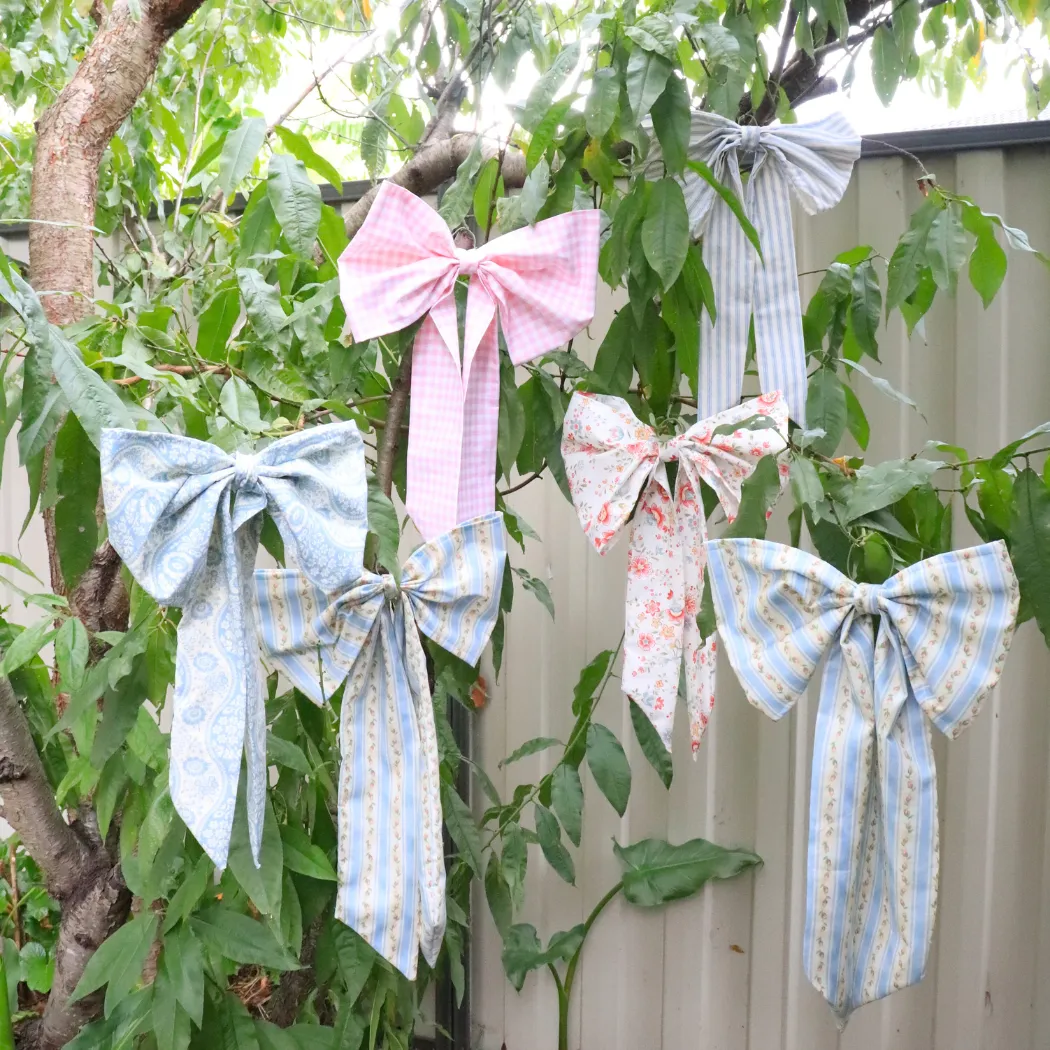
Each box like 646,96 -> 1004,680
254,513 -> 506,978
101,422 -> 367,870
705,538 -> 1019,1022
647,111 -> 859,422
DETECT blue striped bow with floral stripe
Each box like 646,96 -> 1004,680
705,537 -> 1019,1022
101,422 -> 368,871
254,512 -> 506,978
646,111 -> 860,422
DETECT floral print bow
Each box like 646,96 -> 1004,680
101,422 -> 368,869
705,537 -> 1019,1022
254,513 -> 506,978
561,391 -> 789,752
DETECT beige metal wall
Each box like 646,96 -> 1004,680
474,144 -> 1050,1050
3,145 -> 1050,1050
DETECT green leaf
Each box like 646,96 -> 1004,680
323,923 -> 374,1006
236,268 -> 289,349
441,783 -> 485,878
190,908 -> 301,971
501,923 -> 543,991
19,942 -> 52,994
473,157 -> 500,233
218,993 -> 263,1050
272,126 -> 343,189
163,855 -> 214,933
586,723 -> 632,816
849,260 -> 882,357
228,791 -> 284,917
220,375 -> 267,433
522,42 -> 580,131
484,853 -> 513,938
572,649 -> 615,717
626,47 -> 672,122
152,965 -> 191,1050
365,474 -> 400,577
0,618 -> 57,676
360,115 -> 388,180
65,988 -> 153,1050
280,825 -> 337,881
219,117 -> 266,194
642,178 -> 690,290
317,204 -> 350,268
969,226 -> 1008,307
266,732 -> 312,774
239,184 -> 279,260
625,13 -> 679,58
628,698 -> 673,789
196,286 -> 240,362
526,100 -> 573,174
886,198 -> 940,311
615,837 -> 762,906
72,912 -> 158,1018
843,384 -> 870,450
1010,468 -> 1050,644
871,25 -> 904,104
512,566 -> 555,620
926,203 -> 970,291
585,67 -> 619,139
502,824 -> 528,909
160,924 -> 204,1027
534,803 -> 575,884
843,458 -> 943,521
650,74 -> 691,175
52,329 -> 134,446
551,763 -> 584,846
267,155 -> 322,257
91,651 -> 148,766
696,574 -> 717,642
498,361 -> 526,479
53,413 -> 100,591
684,160 -> 762,259
723,455 -> 783,539
438,136 -> 484,228
500,736 -> 562,767
593,308 -> 637,395
805,368 -> 847,457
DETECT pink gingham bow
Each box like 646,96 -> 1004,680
561,390 -> 789,751
339,182 -> 600,540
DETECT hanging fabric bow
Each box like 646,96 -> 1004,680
561,391 -> 789,751
646,111 -> 859,421
705,537 -> 1019,1021
101,422 -> 368,869
254,512 -> 506,977
338,181 -> 600,540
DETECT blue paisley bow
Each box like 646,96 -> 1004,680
705,538 -> 1019,1022
254,512 -> 506,977
646,111 -> 859,422
101,422 -> 367,869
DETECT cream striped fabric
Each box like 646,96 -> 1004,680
705,538 -> 1019,1022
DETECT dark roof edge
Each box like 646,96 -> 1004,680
3,122 -> 1048,240
859,120 -> 1050,157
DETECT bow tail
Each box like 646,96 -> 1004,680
698,197 -> 757,418
750,169 -> 808,423
402,604 -> 447,966
675,469 -> 716,753
407,313 -> 466,541
803,624 -> 881,1023
457,322 -> 501,527
335,613 -> 430,979
622,475 -> 683,750
167,509 -> 257,870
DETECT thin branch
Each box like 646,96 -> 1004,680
375,344 -> 412,498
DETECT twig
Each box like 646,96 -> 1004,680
375,344 -> 413,498
498,466 -> 546,496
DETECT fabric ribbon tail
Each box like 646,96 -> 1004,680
406,314 -> 467,541
403,610 -> 447,966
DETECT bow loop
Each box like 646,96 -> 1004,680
563,392 -> 789,751
339,182 -> 599,540
102,422 -> 367,870
705,537 -> 1019,1020
254,514 -> 507,978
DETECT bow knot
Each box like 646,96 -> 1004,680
706,538 -> 1019,1021
254,514 -> 506,979
101,422 -> 368,869
738,124 -> 762,154
232,450 -> 260,490
644,111 -> 860,423
562,392 -> 788,752
339,181 -> 599,540
852,582 -> 881,616
381,573 -> 400,602
454,245 -> 483,275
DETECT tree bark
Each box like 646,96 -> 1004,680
28,0 -> 207,325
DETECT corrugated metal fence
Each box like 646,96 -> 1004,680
3,132 -> 1050,1050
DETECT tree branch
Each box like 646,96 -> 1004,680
0,678 -> 92,900
375,343 -> 412,499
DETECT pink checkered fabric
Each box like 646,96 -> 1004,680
338,181 -> 600,540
